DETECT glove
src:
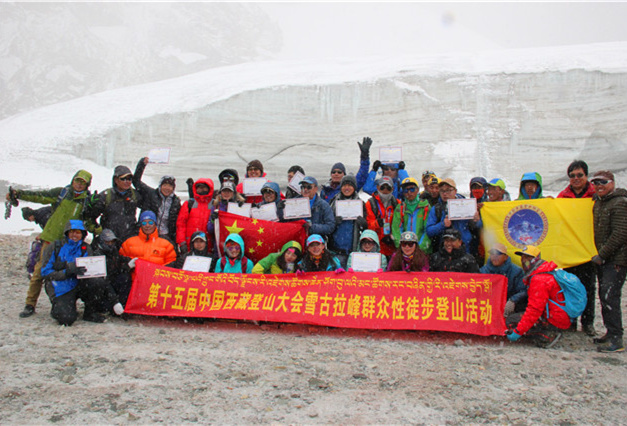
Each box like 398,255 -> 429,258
128,257 -> 138,269
277,200 -> 285,209
113,302 -> 125,316
358,137 -> 372,159
591,255 -> 604,265
211,211 -> 219,221
376,218 -> 384,228
348,268 -> 354,273
53,258 -> 67,271
179,242 -> 188,254
372,160 -> 381,172
238,200 -> 245,207
335,216 -> 344,225
296,269 -> 305,277
503,300 -> 515,316
381,235 -> 394,246
335,268 -> 346,274
398,161 -> 405,170
506,329 -> 521,342
355,216 -> 368,229
65,262 -> 87,277
186,178 -> 194,186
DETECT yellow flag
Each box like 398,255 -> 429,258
481,198 -> 597,268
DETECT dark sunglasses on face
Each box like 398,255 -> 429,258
141,220 -> 155,226
379,185 -> 393,192
569,173 -> 585,179
261,189 -> 275,195
118,176 -> 132,182
331,170 -> 344,175
592,179 -> 612,186
402,186 -> 418,193
301,184 -> 313,190
400,241 -> 416,247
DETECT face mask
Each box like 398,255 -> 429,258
471,188 -> 485,199
379,192 -> 393,204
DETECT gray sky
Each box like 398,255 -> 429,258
260,2 -> 627,59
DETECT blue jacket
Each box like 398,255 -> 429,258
480,257 -> 527,304
320,158 -> 370,202
362,166 -> 409,200
425,197 -> 482,253
309,194 -> 336,237
214,233 -> 254,273
328,192 -> 365,254
41,238 -> 90,297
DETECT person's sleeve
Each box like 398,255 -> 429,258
426,207 -> 444,238
391,205 -> 402,248
252,254 -> 274,274
356,157 -> 370,191
362,171 -> 377,195
176,202 -> 189,245
41,243 -> 66,280
514,277 -> 549,335
17,187 -> 62,205
598,198 -> 627,261
310,203 -> 336,236
398,169 -> 409,182
164,242 -> 177,266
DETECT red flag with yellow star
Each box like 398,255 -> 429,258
216,211 -> 308,263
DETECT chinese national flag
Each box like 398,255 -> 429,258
216,211 -> 307,263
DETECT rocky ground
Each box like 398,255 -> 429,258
1,234 -> 626,424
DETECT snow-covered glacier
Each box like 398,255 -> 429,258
1,42 -> 627,208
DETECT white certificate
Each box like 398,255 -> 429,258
447,198 -> 477,221
251,203 -> 278,221
350,252 -> 381,272
182,256 -> 212,273
379,146 -> 403,163
335,199 -> 364,220
283,197 -> 311,219
75,256 -> 107,279
243,178 -> 268,196
288,171 -> 306,192
147,148 -> 171,164
227,202 -> 252,218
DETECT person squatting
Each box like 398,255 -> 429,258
6,140 -> 625,353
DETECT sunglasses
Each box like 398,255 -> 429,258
592,179 -> 612,186
400,241 -> 416,247
331,170 -> 344,175
381,166 -> 397,172
141,220 -> 155,226
261,189 -> 275,195
301,184 -> 313,190
118,176 -> 133,182
569,172 -> 585,179
402,187 -> 418,193
489,250 -> 505,256
379,185 -> 393,192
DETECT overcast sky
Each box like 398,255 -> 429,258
260,2 -> 627,59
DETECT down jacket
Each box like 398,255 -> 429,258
177,178 -> 214,249
593,187 -> 627,266
120,229 -> 177,267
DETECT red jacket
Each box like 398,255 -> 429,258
120,229 -> 177,266
557,182 -> 595,199
177,178 -> 214,248
516,260 -> 571,335
365,194 -> 398,256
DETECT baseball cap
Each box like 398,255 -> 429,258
300,176 -> 319,187
306,234 -> 325,246
487,178 -> 506,190
221,181 -> 236,192
401,177 -> 419,188
514,245 -> 541,258
590,171 -> 614,182
442,228 -> 462,240
489,243 -> 508,255
438,178 -> 457,190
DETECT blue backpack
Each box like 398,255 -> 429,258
544,269 -> 587,319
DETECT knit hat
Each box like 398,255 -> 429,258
21,207 -> 35,220
331,162 -> 346,175
340,175 -> 357,189
139,211 -> 157,223
100,229 -> 118,242
159,175 -> 176,188
247,160 -> 264,174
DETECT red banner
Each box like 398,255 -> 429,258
126,260 -> 508,336
216,211 -> 307,263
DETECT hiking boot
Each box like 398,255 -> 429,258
582,324 -> 597,337
83,312 -> 106,323
597,339 -> 625,353
593,334 -> 611,344
19,305 -> 35,318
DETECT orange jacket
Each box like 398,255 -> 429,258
120,229 -> 177,266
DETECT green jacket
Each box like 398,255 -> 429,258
16,170 -> 95,243
392,197 -> 432,253
252,241 -> 302,274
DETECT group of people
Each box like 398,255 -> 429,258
7,139 -> 626,353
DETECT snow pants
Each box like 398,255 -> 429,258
45,278 -> 107,326
596,263 -> 626,340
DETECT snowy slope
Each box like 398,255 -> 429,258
2,42 -> 627,234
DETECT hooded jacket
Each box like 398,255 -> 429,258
252,241 -> 302,274
41,220 -> 92,297
593,187 -> 627,266
480,257 -> 527,304
517,172 -> 544,200
133,158 -> 181,241
347,229 -> 388,271
16,170 -> 94,243
175,231 -> 213,269
120,228 -> 177,267
255,181 -> 285,221
215,233 -> 254,273
177,178 -> 215,248
469,177 -> 489,203
392,196 -> 431,253
365,192 -> 399,257
328,182 -> 366,255
515,260 -> 571,335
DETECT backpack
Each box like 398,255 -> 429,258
26,240 -> 43,274
544,269 -> 587,319
219,256 -> 250,274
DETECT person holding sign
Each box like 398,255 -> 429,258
208,181 -> 246,251
296,234 -> 343,273
41,220 -> 111,326
252,241 -> 303,274
392,177 -> 432,254
133,157 -> 181,243
365,176 -> 399,258
426,178 -> 482,255
347,229 -> 387,272
236,160 -> 272,204
175,231 -> 213,270
299,177 -> 336,238
362,141 -> 409,200
386,231 -> 429,272
252,182 -> 284,222
328,175 -> 367,268
419,174 -> 441,207
285,165 -> 305,199
176,178 -> 214,254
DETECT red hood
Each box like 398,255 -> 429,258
193,178 -> 214,204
